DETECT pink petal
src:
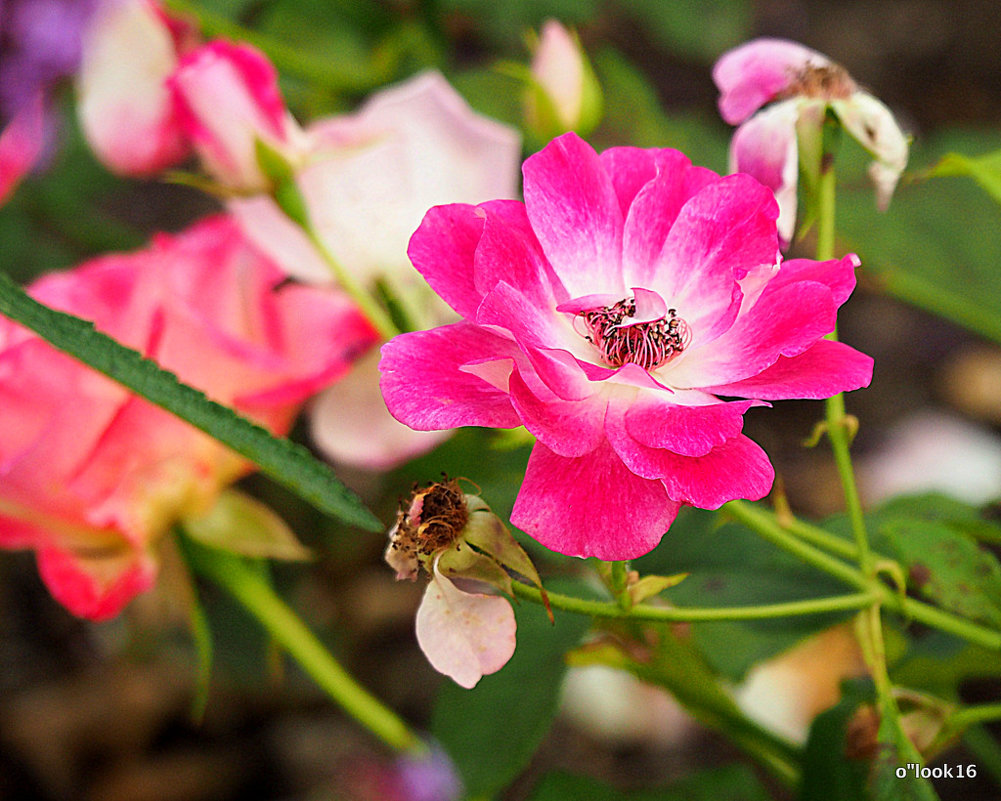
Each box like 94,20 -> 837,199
0,93 -> 44,204
624,391 -> 760,457
599,146 -> 659,215
415,563 -> 516,688
508,369 -> 606,458
473,199 -> 564,310
37,544 -> 157,621
768,253 -> 860,306
606,405 -> 774,507
729,100 -> 800,247
704,338 -> 874,400
645,174 -> 780,346
522,132 -> 625,298
511,440 -> 680,560
713,37 -> 830,124
408,203 -> 486,318
668,278 -> 836,389
309,350 -> 451,470
379,324 -> 522,431
77,0 -> 190,176
621,150 -> 720,286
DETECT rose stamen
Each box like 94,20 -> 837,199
576,297 -> 690,370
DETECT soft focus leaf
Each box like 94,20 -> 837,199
615,0 -> 751,61
0,274 -> 380,531
870,697 -> 940,801
800,679 -> 873,801
183,490 -> 311,561
431,582 -> 589,798
839,129 -> 1001,345
929,149 -> 1001,205
634,509 -> 852,680
883,520 -> 1001,628
530,764 -> 771,801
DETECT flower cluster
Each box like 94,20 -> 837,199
381,132 -> 873,559
0,216 -> 374,618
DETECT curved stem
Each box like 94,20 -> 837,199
304,226 -> 400,340
182,535 -> 419,753
511,580 -> 877,622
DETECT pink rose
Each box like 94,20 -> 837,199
0,215 -> 376,619
380,133 -> 874,560
77,0 -> 194,175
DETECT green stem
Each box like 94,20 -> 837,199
303,226 -> 400,340
182,536 -> 419,753
963,725 -> 1001,787
948,702 -> 1001,731
724,500 -> 869,590
511,580 -> 876,622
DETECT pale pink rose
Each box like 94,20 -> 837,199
380,133 -> 874,560
170,40 -> 306,189
713,38 -> 909,245
0,215 -> 376,620
0,93 -> 45,204
226,70 -> 520,469
77,0 -> 193,175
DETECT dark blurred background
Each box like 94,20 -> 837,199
3,1 -> 1001,799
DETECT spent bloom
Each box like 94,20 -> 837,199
387,479 -> 544,688
380,133 -> 873,559
713,37 -> 909,245
0,215 -> 375,619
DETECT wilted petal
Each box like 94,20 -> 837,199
713,37 -> 830,124
415,560 -> 516,688
728,99 -> 800,246
831,91 -> 909,210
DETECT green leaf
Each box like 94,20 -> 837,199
431,582 -> 590,798
883,520 -> 1001,628
800,679 -> 873,801
616,0 -> 751,61
870,697 -> 940,801
928,149 -> 1001,205
839,129 -> 1001,345
183,489 -> 312,561
634,509 -> 853,680
530,764 -> 772,801
0,272 -> 380,531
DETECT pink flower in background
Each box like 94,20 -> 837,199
0,94 -> 44,205
526,20 -> 602,140
0,215 -> 376,620
223,70 -> 521,470
380,133 -> 873,559
77,0 -> 194,176
713,37 -> 909,245
170,40 -> 307,189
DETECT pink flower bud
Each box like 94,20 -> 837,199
527,20 -> 602,139
0,93 -> 45,204
170,41 -> 305,189
77,0 -> 192,175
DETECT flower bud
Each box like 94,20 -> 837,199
525,20 -> 602,141
170,41 -> 305,190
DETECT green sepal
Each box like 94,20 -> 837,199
628,572 -> 689,605
182,488 -> 312,561
437,541 -> 513,597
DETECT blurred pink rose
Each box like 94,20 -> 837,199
77,0 -> 194,175
170,40 -> 307,189
0,215 -> 376,620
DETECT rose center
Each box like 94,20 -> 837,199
785,63 -> 856,100
576,297 -> 691,370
